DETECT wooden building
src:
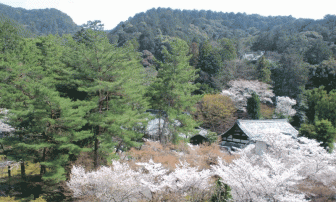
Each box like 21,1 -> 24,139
189,127 -> 210,145
190,134 -> 209,145
220,119 -> 298,152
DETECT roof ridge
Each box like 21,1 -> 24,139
237,119 -> 288,122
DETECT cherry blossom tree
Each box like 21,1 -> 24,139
221,79 -> 274,112
221,80 -> 299,120
67,159 -> 213,201
66,161 -> 149,202
67,130 -> 336,201
212,147 -> 307,201
211,129 -> 336,201
275,96 -> 297,118
137,159 -> 212,197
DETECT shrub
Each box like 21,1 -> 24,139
210,178 -> 233,202
196,94 -> 236,134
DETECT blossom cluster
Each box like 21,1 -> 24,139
67,159 -> 212,201
218,129 -> 336,201
67,161 -> 146,202
275,96 -> 297,117
67,130 -> 336,201
221,79 -> 274,112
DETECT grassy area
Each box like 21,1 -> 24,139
0,156 -> 41,178
0,173 -> 71,202
0,155 -> 65,202
0,196 -> 46,202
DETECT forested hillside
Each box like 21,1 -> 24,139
0,7 -> 336,201
0,3 -> 80,36
108,8 -> 336,58
108,8 -> 336,101
108,8 -> 296,54
109,8 -> 295,42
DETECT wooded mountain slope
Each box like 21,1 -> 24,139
0,3 -> 80,36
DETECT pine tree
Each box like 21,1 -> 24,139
0,26 -> 41,180
218,38 -> 237,62
271,53 -> 308,99
247,92 -> 261,120
64,22 -> 149,169
0,34 -> 93,184
147,37 -> 201,144
0,16 -> 24,54
257,56 -> 272,84
189,41 -> 199,68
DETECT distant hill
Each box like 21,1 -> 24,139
108,8 -> 296,45
107,7 -> 336,62
0,3 -> 80,36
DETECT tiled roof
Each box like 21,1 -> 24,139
237,119 -> 298,141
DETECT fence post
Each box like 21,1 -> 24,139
8,165 -> 11,178
8,164 -> 11,189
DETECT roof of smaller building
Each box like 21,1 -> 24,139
222,119 -> 298,141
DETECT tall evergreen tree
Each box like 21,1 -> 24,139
0,19 -> 31,180
0,16 -> 25,54
257,55 -> 272,84
189,41 -> 199,68
218,38 -> 237,62
247,92 -> 261,120
147,38 -> 201,144
0,35 -> 93,184
197,40 -> 222,76
271,53 -> 309,99
304,39 -> 332,65
195,40 -> 223,92
64,22 -> 149,169
307,57 -> 336,93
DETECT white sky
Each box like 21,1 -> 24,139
0,0 -> 335,30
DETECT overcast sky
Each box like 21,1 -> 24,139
0,0 -> 335,30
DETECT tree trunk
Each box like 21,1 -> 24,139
94,126 -> 100,169
21,161 -> 25,180
94,87 -> 103,170
158,113 -> 162,144
7,165 -> 11,192
40,148 -> 46,176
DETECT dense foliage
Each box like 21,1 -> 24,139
0,3 -> 80,36
1,6 -> 336,201
109,8 -> 297,51
146,38 -> 200,144
247,92 -> 261,120
0,18 -> 151,200
196,94 -> 236,134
